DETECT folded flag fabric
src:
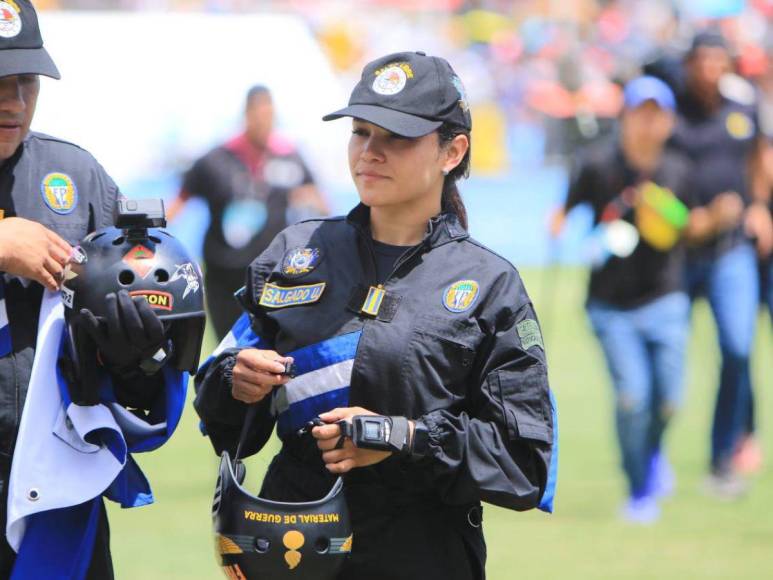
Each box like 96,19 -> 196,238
0,279 -> 10,357
7,291 -> 187,579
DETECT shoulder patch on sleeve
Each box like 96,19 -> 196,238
517,319 -> 544,351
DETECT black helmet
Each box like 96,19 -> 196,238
213,416 -> 352,579
61,199 -> 206,403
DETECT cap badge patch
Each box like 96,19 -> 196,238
170,262 -> 200,299
452,75 -> 470,112
282,247 -> 322,278
372,62 -> 414,96
0,2 -> 22,39
122,245 -> 155,279
443,279 -> 480,313
41,173 -> 78,215
726,112 -> 753,140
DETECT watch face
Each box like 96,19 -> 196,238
364,420 -> 382,441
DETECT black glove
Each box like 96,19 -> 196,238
76,290 -> 168,376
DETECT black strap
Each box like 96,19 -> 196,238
234,404 -> 260,463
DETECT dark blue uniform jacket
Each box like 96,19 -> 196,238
195,204 -> 557,514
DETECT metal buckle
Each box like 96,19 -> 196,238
467,506 -> 482,528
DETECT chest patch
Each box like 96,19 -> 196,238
726,112 -> 753,140
260,282 -> 325,309
281,247 -> 323,278
41,173 -> 78,215
443,279 -> 480,313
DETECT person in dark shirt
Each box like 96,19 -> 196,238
552,76 -> 696,523
168,85 -> 328,339
669,31 -> 773,496
0,2 -> 176,576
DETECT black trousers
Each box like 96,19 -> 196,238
260,450 -> 487,580
0,456 -> 113,579
339,485 -> 486,580
204,264 -> 247,341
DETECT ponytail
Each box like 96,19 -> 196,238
441,179 -> 468,230
437,122 -> 471,230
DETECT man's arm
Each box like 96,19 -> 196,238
744,137 -> 773,256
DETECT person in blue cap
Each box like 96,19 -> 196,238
551,76 -> 699,523
669,30 -> 772,496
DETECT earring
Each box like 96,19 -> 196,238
442,169 -> 450,176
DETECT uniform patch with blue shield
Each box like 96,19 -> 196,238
281,247 -> 323,278
259,282 -> 326,309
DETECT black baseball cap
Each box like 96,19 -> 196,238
323,51 -> 472,138
0,0 -> 59,80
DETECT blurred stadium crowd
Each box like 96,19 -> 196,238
30,0 -> 772,526
31,0 -> 773,172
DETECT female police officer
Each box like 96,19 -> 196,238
195,51 -> 556,580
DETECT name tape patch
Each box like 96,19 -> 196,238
129,290 -> 174,311
259,282 -> 326,309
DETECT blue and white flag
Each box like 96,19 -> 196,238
202,312 -> 362,441
271,331 -> 361,440
6,291 -> 187,579
0,279 -> 10,357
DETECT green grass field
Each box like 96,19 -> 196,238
107,268 -> 773,579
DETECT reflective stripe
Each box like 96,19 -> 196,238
276,388 -> 350,439
271,359 -> 354,416
212,312 -> 262,357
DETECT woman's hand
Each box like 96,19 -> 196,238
312,407 -> 392,474
231,349 -> 293,404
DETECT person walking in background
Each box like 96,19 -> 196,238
551,76 -> 696,523
669,31 -> 773,496
168,85 -> 329,340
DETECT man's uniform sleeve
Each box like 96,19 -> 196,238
180,153 -> 214,201
418,269 -> 556,511
564,150 -> 599,215
193,232 -> 288,457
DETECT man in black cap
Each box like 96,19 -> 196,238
669,29 -> 773,497
168,85 -> 328,341
0,2 -> 150,577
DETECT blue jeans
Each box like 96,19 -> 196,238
687,242 -> 759,472
587,292 -> 690,498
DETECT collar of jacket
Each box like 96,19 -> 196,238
345,203 -> 469,249
0,139 -> 25,176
